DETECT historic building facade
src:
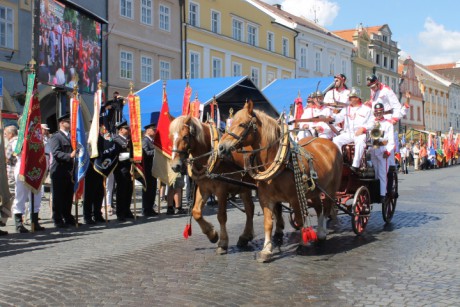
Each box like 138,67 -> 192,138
181,0 -> 296,89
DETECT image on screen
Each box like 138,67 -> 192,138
36,0 -> 102,93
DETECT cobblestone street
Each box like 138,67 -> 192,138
0,165 -> 459,306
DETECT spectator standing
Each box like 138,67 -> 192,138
141,123 -> 158,216
412,143 -> 421,170
400,144 -> 410,174
419,144 -> 428,170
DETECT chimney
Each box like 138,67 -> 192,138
273,4 -> 282,10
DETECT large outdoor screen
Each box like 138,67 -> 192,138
35,0 -> 102,93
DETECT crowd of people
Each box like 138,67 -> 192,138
2,96 -> 190,235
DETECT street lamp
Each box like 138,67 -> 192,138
19,59 -> 36,87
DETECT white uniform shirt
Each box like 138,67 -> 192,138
370,83 -> 402,121
368,117 -> 395,154
324,88 -> 351,105
310,105 -> 333,139
334,104 -> 373,134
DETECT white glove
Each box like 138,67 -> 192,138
119,152 -> 130,161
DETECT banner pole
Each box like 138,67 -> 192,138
103,178 -> 108,225
74,193 -> 78,228
156,179 -> 161,215
132,164 -> 136,220
30,191 -> 35,233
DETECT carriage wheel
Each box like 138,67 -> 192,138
382,171 -> 398,223
288,209 -> 301,230
351,186 -> 371,235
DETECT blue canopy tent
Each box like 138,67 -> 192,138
262,77 -> 335,114
123,76 -> 279,128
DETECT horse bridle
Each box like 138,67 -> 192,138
226,115 -> 258,152
171,124 -> 195,157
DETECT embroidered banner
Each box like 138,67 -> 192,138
128,94 -> 142,163
88,89 -> 101,158
19,82 -> 47,193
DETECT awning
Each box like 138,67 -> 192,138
262,77 -> 335,114
124,76 -> 279,127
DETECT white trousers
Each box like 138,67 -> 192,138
12,161 -> 42,214
333,132 -> 367,168
370,148 -> 389,197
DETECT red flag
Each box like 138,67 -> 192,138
182,83 -> 192,116
19,81 -> 47,193
294,97 -> 303,120
190,96 -> 201,118
70,97 -> 78,150
154,84 -> 173,157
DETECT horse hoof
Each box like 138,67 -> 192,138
208,231 -> 219,244
256,251 -> 272,263
216,246 -> 228,255
272,232 -> 284,247
237,235 -> 253,247
317,232 -> 327,241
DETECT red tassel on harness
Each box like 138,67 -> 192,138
183,224 -> 192,239
301,226 -> 317,244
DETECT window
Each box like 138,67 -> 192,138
267,72 -> 275,84
384,75 -> 390,86
382,35 -> 388,43
390,59 -> 394,70
0,5 -> 13,48
357,68 -> 362,85
383,56 -> 388,68
329,55 -> 335,75
120,51 -> 133,79
141,56 -> 153,83
282,37 -> 289,56
141,0 -> 152,25
391,78 -> 397,93
232,19 -> 243,41
341,59 -> 346,75
189,2 -> 199,26
120,0 -> 133,19
159,4 -> 170,31
300,47 -> 307,69
247,24 -> 257,46
376,54 -> 380,65
417,106 -> 421,121
315,50 -> 321,72
410,106 -> 414,120
251,67 -> 259,87
267,32 -> 274,52
190,52 -> 200,79
232,62 -> 242,76
212,58 -> 222,78
211,10 -> 220,33
160,60 -> 171,80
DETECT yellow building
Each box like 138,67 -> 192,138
181,0 -> 296,88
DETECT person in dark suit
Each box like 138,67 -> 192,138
142,123 -> 158,216
49,113 -> 77,228
113,121 -> 134,221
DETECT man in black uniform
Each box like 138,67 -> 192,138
49,113 -> 77,228
113,121 -> 134,221
142,123 -> 158,216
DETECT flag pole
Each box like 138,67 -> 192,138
103,177 -> 108,225
129,82 -> 137,220
30,191 -> 35,232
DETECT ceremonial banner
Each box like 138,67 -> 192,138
14,72 -> 35,155
153,84 -> 178,186
210,98 -> 220,128
182,82 -> 192,116
0,112 -> 12,224
190,96 -> 201,119
71,98 -> 89,200
294,96 -> 303,120
93,134 -> 119,178
128,94 -> 142,163
88,88 -> 102,158
19,84 -> 47,193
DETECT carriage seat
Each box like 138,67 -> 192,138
341,143 -> 374,178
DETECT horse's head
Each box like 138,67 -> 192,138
169,115 -> 204,174
219,100 -> 260,156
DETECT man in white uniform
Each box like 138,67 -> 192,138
368,103 -> 395,202
366,75 -> 402,124
332,88 -> 373,173
324,74 -> 351,105
309,91 -> 334,139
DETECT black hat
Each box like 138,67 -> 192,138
366,74 -> 379,87
334,73 -> 347,81
57,113 -> 70,122
144,123 -> 156,130
116,120 -> 129,130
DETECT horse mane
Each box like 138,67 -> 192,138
252,110 -> 280,145
169,115 -> 207,146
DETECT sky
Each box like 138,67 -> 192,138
262,0 -> 460,65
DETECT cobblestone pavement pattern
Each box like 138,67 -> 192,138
0,165 -> 459,306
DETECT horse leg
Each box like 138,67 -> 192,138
192,187 -> 218,244
272,202 -> 284,247
236,190 -> 255,248
256,201 -> 274,263
216,192 -> 229,255
316,198 -> 331,241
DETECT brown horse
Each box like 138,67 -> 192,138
169,115 -> 258,254
218,101 -> 343,262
